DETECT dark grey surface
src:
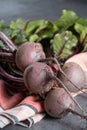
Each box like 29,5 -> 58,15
0,0 -> 87,23
0,0 -> 87,130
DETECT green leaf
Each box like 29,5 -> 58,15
8,18 -> 27,45
11,29 -> 19,38
74,23 -> 87,42
51,31 -> 78,59
9,18 -> 27,30
74,18 -> 87,44
37,28 -> 54,39
76,18 -> 87,26
25,20 -> 45,35
2,28 -> 12,38
13,30 -> 27,45
35,21 -> 58,40
56,10 -> 78,31
29,34 -> 39,42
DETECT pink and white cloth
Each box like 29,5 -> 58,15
0,80 -> 45,128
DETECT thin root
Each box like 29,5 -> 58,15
40,57 -> 87,95
68,108 -> 87,120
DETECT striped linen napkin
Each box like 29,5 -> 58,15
0,80 -> 45,128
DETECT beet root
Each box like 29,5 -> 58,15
15,42 -> 46,71
23,62 -> 56,97
44,87 -> 74,118
44,87 -> 87,119
58,62 -> 86,92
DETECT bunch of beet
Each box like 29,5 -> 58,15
0,31 -> 87,120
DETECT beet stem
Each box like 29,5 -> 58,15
0,51 -> 13,57
0,48 -> 10,52
7,63 -> 23,77
0,65 -> 23,83
0,31 -> 17,52
0,58 -> 15,63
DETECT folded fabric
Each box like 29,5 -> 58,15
0,80 -> 45,128
17,113 -> 46,128
0,80 -> 25,111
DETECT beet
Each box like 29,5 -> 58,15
44,87 -> 73,118
23,62 -> 55,97
44,87 -> 87,119
58,62 -> 86,92
15,42 -> 46,71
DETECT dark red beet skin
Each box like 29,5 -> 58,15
44,88 -> 73,118
58,62 -> 86,92
15,42 -> 46,71
24,62 -> 54,97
